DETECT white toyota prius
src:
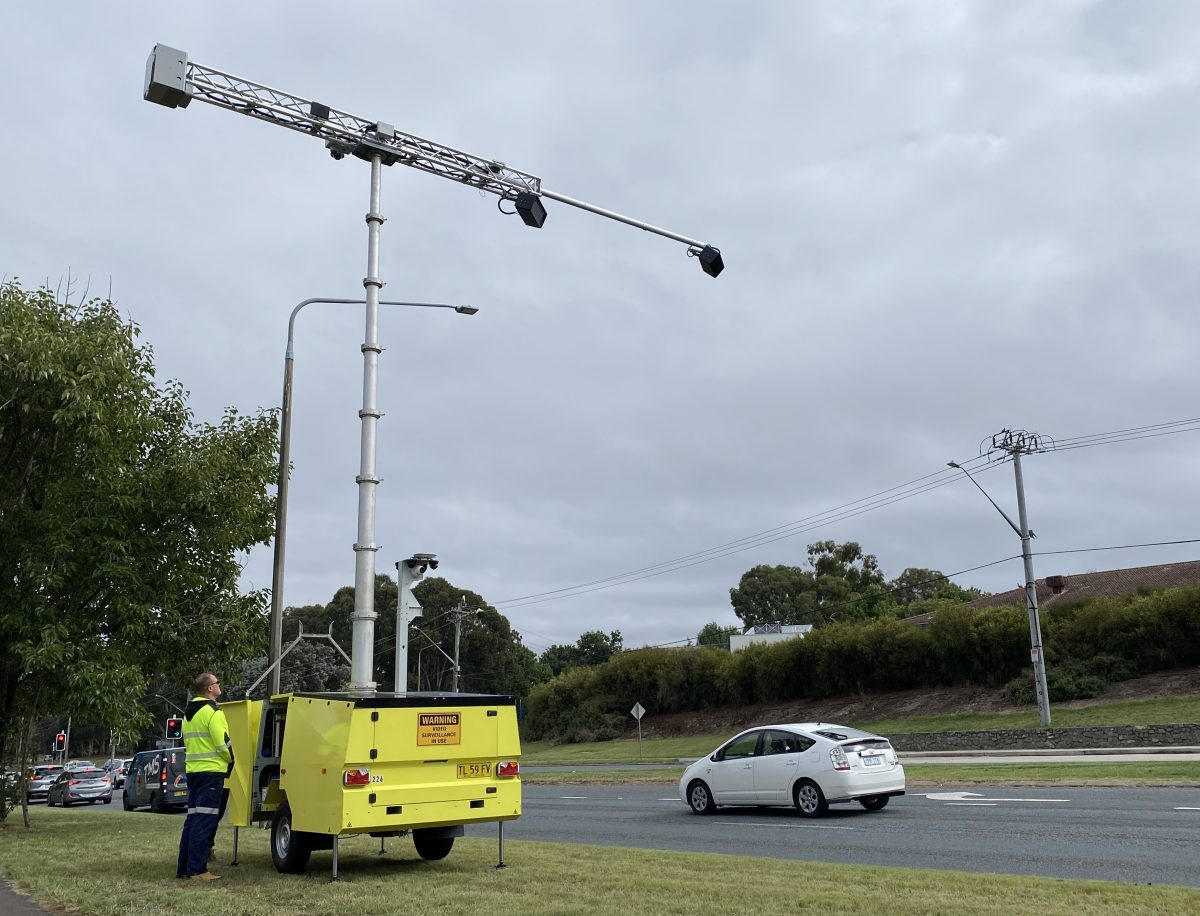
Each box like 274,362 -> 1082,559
679,723 -> 905,817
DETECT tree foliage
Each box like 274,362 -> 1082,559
540,630 -> 623,676
695,621 -> 740,649
260,575 -> 550,700
0,281 -> 278,819
729,540 -> 887,628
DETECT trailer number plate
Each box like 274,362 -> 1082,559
418,712 -> 462,746
457,762 -> 492,779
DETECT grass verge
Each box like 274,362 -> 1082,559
2,808 -> 1198,916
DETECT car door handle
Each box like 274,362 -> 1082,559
742,763 -> 753,769
786,761 -> 797,766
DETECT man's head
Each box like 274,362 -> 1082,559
194,672 -> 222,700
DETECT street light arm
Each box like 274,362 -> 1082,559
947,461 -> 1024,538
287,298 -> 474,357
408,624 -> 453,667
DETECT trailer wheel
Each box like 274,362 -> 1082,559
412,829 -> 455,861
271,801 -> 313,874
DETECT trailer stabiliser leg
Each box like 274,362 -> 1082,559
330,835 -> 339,882
231,826 -> 240,866
378,837 -> 386,855
495,821 -> 506,869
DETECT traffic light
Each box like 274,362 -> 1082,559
54,732 -> 66,753
165,717 -> 183,740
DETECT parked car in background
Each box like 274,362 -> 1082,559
25,765 -> 65,802
679,723 -> 905,817
64,759 -> 93,771
123,748 -> 187,812
100,757 -> 131,788
47,767 -> 113,806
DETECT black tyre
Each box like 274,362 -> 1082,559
122,790 -> 134,811
149,791 -> 163,813
412,829 -> 455,861
271,801 -> 313,874
858,795 -> 889,812
686,780 -> 717,815
793,780 -> 828,818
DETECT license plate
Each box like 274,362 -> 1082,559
862,755 -> 882,767
456,762 -> 492,779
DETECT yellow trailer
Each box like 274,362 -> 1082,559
222,691 -> 521,878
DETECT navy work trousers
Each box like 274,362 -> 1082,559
177,771 -> 224,877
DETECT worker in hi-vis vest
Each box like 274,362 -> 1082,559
176,671 -> 233,881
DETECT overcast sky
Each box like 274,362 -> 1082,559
5,2 -> 1199,660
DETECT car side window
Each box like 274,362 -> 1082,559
764,731 -> 814,755
719,732 -> 762,760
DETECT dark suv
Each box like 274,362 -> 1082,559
123,748 -> 188,812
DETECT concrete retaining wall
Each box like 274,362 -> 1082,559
889,723 -> 1200,752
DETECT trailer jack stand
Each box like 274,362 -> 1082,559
378,836 -> 386,855
330,836 -> 340,882
231,826 -> 240,866
494,822 -> 507,869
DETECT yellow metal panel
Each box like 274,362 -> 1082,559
279,695 -> 355,834
219,698 -> 262,828
277,695 -> 522,837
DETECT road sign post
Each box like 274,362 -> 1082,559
630,702 -> 646,762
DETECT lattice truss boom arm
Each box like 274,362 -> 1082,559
144,44 -> 724,274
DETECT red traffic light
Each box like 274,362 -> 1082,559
165,717 -> 183,740
54,732 -> 66,752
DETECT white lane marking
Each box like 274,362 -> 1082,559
713,822 -> 855,830
558,795 -> 588,799
658,798 -> 678,802
947,802 -> 997,806
1175,807 -> 1200,811
918,791 -> 1069,803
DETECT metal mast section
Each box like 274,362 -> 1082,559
144,45 -> 725,696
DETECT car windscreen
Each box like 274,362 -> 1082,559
71,770 -> 107,780
166,751 -> 186,780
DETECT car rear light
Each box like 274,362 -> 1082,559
343,768 -> 371,787
496,760 -> 519,778
829,746 -> 850,771
68,780 -> 79,787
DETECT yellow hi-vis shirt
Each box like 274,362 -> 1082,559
183,698 -> 233,774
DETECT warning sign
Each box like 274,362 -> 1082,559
417,712 -> 462,746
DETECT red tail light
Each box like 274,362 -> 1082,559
68,780 -> 79,787
160,768 -> 167,785
829,746 -> 851,772
343,768 -> 371,787
496,760 -> 519,778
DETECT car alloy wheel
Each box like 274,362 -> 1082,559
687,780 -> 717,815
794,780 -> 828,818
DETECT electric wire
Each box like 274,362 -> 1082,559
494,456 -> 1004,609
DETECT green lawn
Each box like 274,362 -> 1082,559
2,808 -> 1198,915
522,694 -> 1200,764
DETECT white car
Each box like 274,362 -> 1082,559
679,723 -> 905,817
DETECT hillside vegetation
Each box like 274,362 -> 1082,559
524,586 -> 1200,743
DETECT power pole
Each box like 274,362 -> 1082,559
993,429 -> 1052,727
449,598 -> 478,693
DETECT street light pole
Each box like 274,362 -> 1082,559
268,299 -> 475,696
